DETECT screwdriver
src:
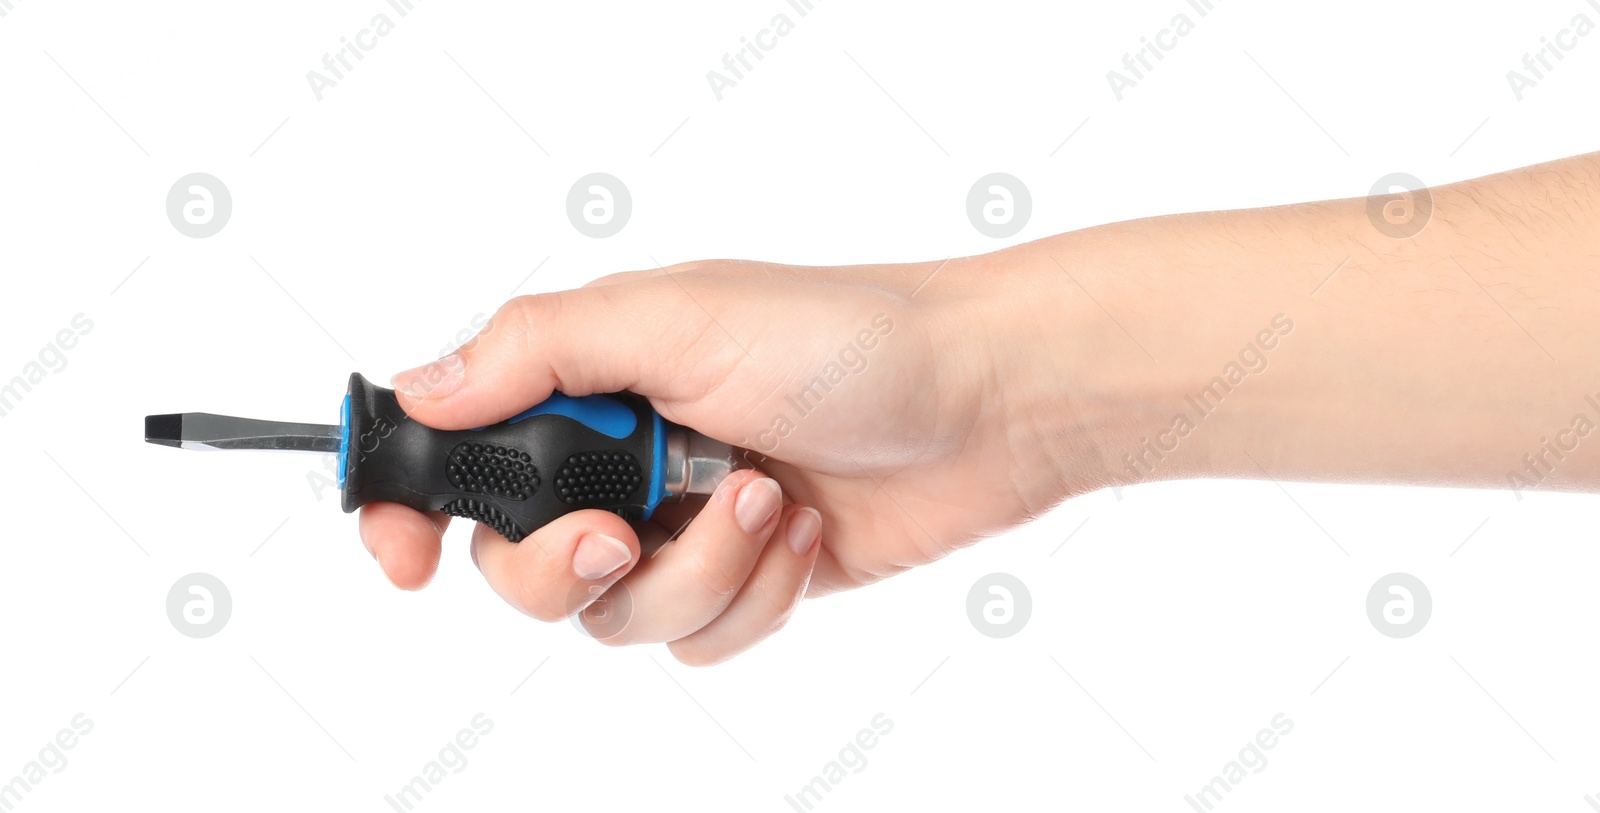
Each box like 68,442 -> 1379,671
145,373 -> 743,542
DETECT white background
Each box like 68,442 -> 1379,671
2,0 -> 1599,810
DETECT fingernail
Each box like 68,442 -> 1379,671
573,533 -> 631,581
735,477 -> 782,534
786,508 -> 821,556
391,352 -> 465,399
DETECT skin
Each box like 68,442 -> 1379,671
361,150 -> 1600,665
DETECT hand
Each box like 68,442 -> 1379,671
357,257 -> 1068,664
356,151 -> 1600,664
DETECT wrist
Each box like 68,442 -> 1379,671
966,215 -> 1322,501
979,233 -> 1194,502
918,234 -> 1191,513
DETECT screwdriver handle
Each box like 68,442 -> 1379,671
338,374 -> 672,542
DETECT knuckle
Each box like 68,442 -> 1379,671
667,638 -> 727,668
586,270 -> 638,287
574,580 -> 637,644
508,567 -> 565,622
687,548 -> 745,605
751,572 -> 804,628
496,292 -> 571,347
668,258 -> 738,277
588,626 -> 631,647
580,611 -> 636,646
763,603 -> 799,642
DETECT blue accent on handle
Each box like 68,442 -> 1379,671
644,410 -> 666,519
504,392 -> 638,439
337,395 -> 351,490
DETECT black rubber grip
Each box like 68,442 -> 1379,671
338,374 -> 661,542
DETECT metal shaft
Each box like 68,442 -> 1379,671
144,413 -> 342,453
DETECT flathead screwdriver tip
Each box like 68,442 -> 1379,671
144,414 -> 184,448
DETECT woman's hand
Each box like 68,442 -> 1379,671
357,256 -> 1072,664
356,150 -> 1600,665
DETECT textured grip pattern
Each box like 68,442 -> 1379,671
446,442 -> 539,500
555,451 -> 643,505
441,498 -> 522,541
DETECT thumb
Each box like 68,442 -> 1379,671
388,282 -> 717,430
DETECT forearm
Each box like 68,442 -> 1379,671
955,152 -> 1600,501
